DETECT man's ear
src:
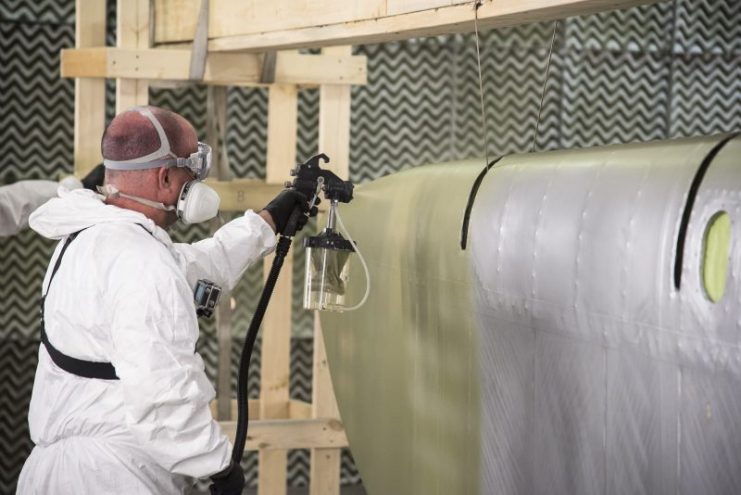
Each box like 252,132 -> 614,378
157,167 -> 170,190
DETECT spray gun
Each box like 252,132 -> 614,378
229,153 -> 363,471
285,153 -> 361,312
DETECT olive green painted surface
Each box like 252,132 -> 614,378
321,162 -> 483,495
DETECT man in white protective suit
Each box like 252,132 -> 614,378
0,165 -> 105,236
17,106 -> 313,494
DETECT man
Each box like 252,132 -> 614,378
17,106 -> 311,494
0,165 -> 105,236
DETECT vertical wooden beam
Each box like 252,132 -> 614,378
265,84 -> 299,178
259,83 -> 299,495
310,317 -> 343,494
207,87 -> 233,180
317,48 -> 353,178
208,86 -> 235,421
74,0 -> 107,177
115,0 -> 149,113
310,45 -> 352,495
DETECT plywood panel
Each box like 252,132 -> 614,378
386,0 -> 452,16
153,0 -> 658,52
155,0 -> 386,42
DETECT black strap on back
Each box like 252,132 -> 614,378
40,231 -> 119,380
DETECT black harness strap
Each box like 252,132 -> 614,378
40,231 -> 119,380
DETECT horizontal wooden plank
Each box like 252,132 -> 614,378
61,48 -> 367,86
210,398 -> 315,420
210,398 -> 261,420
219,417 -> 349,450
208,179 -> 283,212
153,0 -> 657,52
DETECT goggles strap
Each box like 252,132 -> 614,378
103,157 -> 176,171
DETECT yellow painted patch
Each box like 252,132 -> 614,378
703,211 -> 732,303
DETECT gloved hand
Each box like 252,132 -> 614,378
81,163 -> 106,191
262,189 -> 318,235
209,462 -> 245,495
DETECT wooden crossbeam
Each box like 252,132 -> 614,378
152,0 -> 658,52
218,417 -> 349,451
211,399 -> 314,421
205,180 -> 283,212
61,48 -> 367,86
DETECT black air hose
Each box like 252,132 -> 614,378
232,208 -> 303,464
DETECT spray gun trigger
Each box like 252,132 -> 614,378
308,177 -> 324,211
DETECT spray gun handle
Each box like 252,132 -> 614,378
281,206 -> 306,240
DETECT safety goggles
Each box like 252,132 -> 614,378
169,142 -> 212,180
103,107 -> 212,180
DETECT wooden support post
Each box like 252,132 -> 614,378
317,46 -> 353,177
310,45 -> 352,495
116,0 -> 150,113
259,83 -> 299,495
207,86 -> 235,421
152,0 -> 657,52
73,0 -> 107,177
310,318 -> 343,495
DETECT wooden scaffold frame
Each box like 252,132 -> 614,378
68,1 -> 362,493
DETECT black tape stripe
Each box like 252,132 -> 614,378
674,133 -> 739,290
461,157 -> 504,250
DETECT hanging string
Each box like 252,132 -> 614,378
530,20 -> 560,153
473,1 -> 492,170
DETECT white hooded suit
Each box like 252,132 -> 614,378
17,188 -> 276,494
0,180 -> 72,236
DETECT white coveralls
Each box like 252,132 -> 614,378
17,188 -> 276,494
0,180 -> 63,236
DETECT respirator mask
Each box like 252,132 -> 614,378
100,107 -> 219,224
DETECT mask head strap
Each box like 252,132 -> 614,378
103,107 -> 211,179
97,184 -> 176,212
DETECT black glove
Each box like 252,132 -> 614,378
209,462 -> 245,495
262,189 -> 318,235
81,163 -> 106,191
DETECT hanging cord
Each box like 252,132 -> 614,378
335,207 -> 371,311
473,1 -> 492,171
530,20 -> 560,153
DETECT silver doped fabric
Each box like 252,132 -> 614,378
471,134 -> 741,495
